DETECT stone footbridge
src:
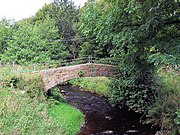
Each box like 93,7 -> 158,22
39,63 -> 117,91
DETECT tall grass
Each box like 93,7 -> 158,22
0,90 -> 62,134
146,70 -> 180,135
0,66 -> 84,135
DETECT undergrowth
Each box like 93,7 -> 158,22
145,70 -> 180,135
0,66 -> 84,135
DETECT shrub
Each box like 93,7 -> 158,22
0,67 -> 62,134
0,66 -> 84,135
145,70 -> 180,135
47,87 -> 66,103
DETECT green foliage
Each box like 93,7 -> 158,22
48,103 -> 84,135
0,16 -> 69,65
52,0 -> 80,59
79,0 -> 179,113
0,18 -> 14,60
47,87 -> 66,103
0,66 -> 45,100
0,67 -> 63,134
69,77 -> 110,96
77,70 -> 84,77
0,91 -> 63,134
175,109 -> 180,134
145,71 -> 180,135
34,4 -> 54,24
0,66 -> 85,135
79,0 -> 113,57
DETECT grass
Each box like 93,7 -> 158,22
146,70 -> 180,134
48,103 -> 84,135
0,88 -> 62,134
69,77 -> 110,96
0,66 -> 84,135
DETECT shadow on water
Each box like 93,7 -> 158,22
58,84 -> 159,135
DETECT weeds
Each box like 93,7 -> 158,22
0,66 -> 84,135
146,70 -> 180,135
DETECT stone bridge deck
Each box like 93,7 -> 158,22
39,63 -> 117,91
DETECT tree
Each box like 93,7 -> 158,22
79,0 -> 179,112
34,4 -> 54,24
79,1 -> 113,57
52,0 -> 80,58
1,17 -> 69,64
0,18 -> 14,60
33,1 -> 81,59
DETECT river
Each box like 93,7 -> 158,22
59,84 -> 158,135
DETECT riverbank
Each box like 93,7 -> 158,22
0,66 -> 84,135
59,84 -> 159,134
69,77 -> 110,96
69,74 -> 180,135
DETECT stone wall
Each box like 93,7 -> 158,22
39,63 -> 117,91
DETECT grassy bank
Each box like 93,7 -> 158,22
0,66 -> 84,135
69,77 -> 110,96
146,70 -> 180,134
48,103 -> 84,135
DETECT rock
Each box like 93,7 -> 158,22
126,130 -> 139,133
102,130 -> 114,134
20,90 -> 25,94
61,90 -> 66,94
105,116 -> 112,120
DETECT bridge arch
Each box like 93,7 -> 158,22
39,63 -> 117,91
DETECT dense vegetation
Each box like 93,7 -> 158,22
0,66 -> 84,134
0,0 -> 179,134
78,0 -> 179,134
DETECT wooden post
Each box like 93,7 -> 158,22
12,61 -> 15,73
0,62 -> 1,81
45,63 -> 49,82
88,56 -> 90,63
34,63 -> 37,72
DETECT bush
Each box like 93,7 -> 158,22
145,70 -> 180,135
0,66 -> 84,135
0,67 -> 55,133
0,66 -> 45,100
0,90 -> 63,134
47,87 -> 66,103
0,66 -> 64,134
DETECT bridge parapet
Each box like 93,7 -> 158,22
39,63 -> 117,91
0,57 -> 118,91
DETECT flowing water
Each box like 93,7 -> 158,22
59,84 -> 158,135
